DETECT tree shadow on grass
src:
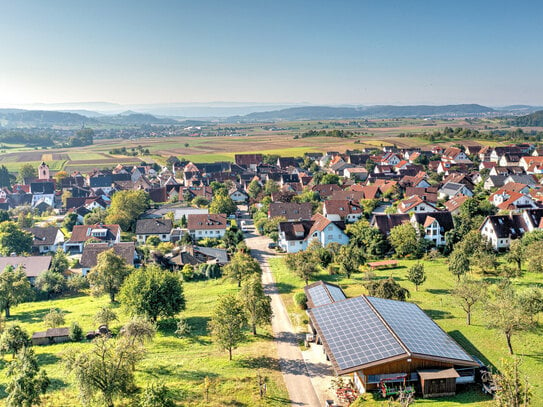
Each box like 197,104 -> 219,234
426,288 -> 451,295
271,282 -> 296,295
448,330 -> 495,370
424,309 -> 454,319
48,378 -> 70,391
36,352 -> 61,366
185,316 -> 210,336
0,383 -> 6,399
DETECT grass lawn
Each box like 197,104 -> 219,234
269,256 -> 542,406
0,279 -> 289,407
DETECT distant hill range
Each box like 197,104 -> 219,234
0,109 -> 181,128
228,104 -> 496,121
510,110 -> 543,127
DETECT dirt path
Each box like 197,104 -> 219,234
242,215 -> 322,407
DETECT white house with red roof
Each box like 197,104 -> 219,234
397,196 -> 439,214
187,213 -> 227,240
64,224 -> 121,253
489,189 -> 537,211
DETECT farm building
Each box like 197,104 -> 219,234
304,282 -> 479,398
31,327 -> 70,345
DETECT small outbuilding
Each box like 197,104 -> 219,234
418,368 -> 459,398
31,327 -> 70,345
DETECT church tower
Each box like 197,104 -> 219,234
38,161 -> 50,180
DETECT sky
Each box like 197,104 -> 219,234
0,0 -> 542,107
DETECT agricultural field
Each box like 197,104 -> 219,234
269,256 -> 543,406
0,279 -> 289,407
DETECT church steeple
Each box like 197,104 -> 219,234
38,161 -> 50,180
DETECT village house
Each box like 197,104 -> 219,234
438,182 -> 474,200
278,213 -> 349,253
488,189 -> 537,211
80,242 -> 137,275
322,200 -> 363,223
31,327 -> 70,346
397,195 -> 439,214
411,212 -> 454,247
64,224 -> 121,253
0,256 -> 52,285
25,226 -> 65,254
228,186 -> 249,203
268,202 -> 313,221
187,213 -> 228,240
480,208 -> 543,250
444,195 -> 470,215
305,282 -> 479,397
135,218 -> 173,244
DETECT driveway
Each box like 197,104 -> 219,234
242,212 -> 323,407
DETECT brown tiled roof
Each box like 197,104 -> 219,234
69,224 -> 120,243
269,202 -> 312,220
323,200 -> 362,217
235,154 -> 263,167
0,256 -> 52,278
80,242 -> 135,268
187,214 -> 227,230
25,227 -> 62,246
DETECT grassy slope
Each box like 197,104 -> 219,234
269,256 -> 542,406
0,279 -> 289,407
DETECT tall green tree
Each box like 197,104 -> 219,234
63,335 -> 145,407
17,163 -> 37,183
0,221 -> 33,255
388,223 -> 425,258
0,325 -> 31,358
35,269 -> 67,298
239,274 -> 272,335
105,190 -> 150,232
6,347 -> 50,407
452,279 -> 487,325
209,194 -> 237,216
50,248 -> 70,274
0,165 -> 11,188
87,249 -> 133,303
449,249 -> 470,281
43,308 -> 66,328
337,244 -> 365,278
119,265 -> 186,322
285,250 -> 318,286
485,284 -> 532,355
223,251 -> 261,287
247,179 -> 262,199
0,265 -> 34,317
406,263 -> 426,291
211,294 -> 247,360
95,307 -> 119,327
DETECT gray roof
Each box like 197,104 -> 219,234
0,256 -> 52,278
25,227 -> 62,246
135,218 -> 173,235
193,246 -> 229,264
80,243 -> 135,269
32,327 -> 70,339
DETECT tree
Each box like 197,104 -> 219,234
209,194 -> 237,216
406,263 -> 426,291
365,277 -> 410,301
239,274 -> 272,335
0,221 -> 33,255
87,249 -> 133,303
43,308 -> 66,328
84,208 -> 108,225
264,179 -> 279,195
0,165 -> 11,188
119,265 -> 186,322
337,244 -> 365,278
35,269 -> 67,298
63,212 -> 78,232
192,196 -> 209,208
69,322 -> 84,342
247,179 -> 262,199
105,190 -> 150,232
285,250 -> 318,285
95,307 -> 119,327
320,173 -> 340,185
485,284 -> 532,354
452,279 -> 486,325
17,163 -> 36,183
120,318 -> 156,347
54,170 -> 69,185
0,265 -> 34,317
0,325 -> 31,358
524,240 -> 543,273
211,294 -> 247,360
507,239 -> 525,273
6,347 -> 50,407
139,382 -> 175,407
518,287 -> 543,323
388,223 -> 425,258
223,251 -> 261,287
493,357 -> 531,407
449,249 -> 470,281
50,248 -> 69,274
63,335 -> 145,407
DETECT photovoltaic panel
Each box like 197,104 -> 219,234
326,284 -> 346,302
367,296 -> 474,362
307,285 -> 332,306
310,296 -> 407,371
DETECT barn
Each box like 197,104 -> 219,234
305,281 -> 480,398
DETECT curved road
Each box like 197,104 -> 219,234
243,215 -> 321,407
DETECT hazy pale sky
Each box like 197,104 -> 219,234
1,0 -> 542,106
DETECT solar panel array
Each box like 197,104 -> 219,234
327,284 -> 346,302
367,296 -> 473,362
310,296 -> 406,371
307,285 -> 332,306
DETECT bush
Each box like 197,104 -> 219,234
69,322 -> 84,342
175,319 -> 192,337
293,292 -> 308,310
44,308 -> 65,328
67,275 -> 90,293
146,235 -> 161,246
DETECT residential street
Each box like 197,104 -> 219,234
242,213 -> 322,407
